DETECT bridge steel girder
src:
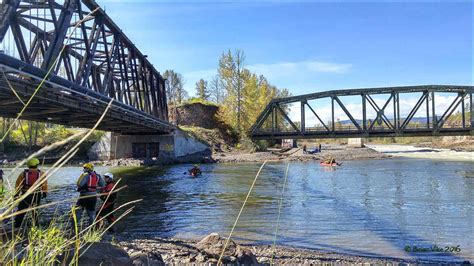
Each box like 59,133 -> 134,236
0,55 -> 172,134
0,0 -> 170,133
250,85 -> 474,140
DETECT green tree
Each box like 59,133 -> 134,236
195,79 -> 210,100
218,49 -> 246,132
163,70 -> 187,125
163,70 -> 187,104
209,75 -> 225,104
187,49 -> 292,136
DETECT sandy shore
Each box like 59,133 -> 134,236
212,144 -> 390,163
367,144 -> 473,162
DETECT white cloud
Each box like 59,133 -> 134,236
248,60 -> 351,79
184,69 -> 217,81
182,60 -> 351,94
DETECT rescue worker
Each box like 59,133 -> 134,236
324,157 -> 336,164
75,163 -> 105,226
97,172 -> 117,231
14,158 -> 47,227
189,165 -> 202,177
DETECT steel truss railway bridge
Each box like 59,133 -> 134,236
1,1 -> 472,141
0,0 -> 173,135
251,85 -> 473,140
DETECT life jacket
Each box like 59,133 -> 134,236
23,169 -> 41,192
104,181 -> 115,193
100,181 -> 117,202
190,168 -> 200,176
78,172 -> 99,193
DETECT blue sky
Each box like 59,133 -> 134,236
100,0 -> 472,100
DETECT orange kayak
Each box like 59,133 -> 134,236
320,162 -> 341,167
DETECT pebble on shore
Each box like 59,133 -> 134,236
113,233 -> 455,265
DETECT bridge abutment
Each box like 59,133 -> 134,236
88,130 -> 211,163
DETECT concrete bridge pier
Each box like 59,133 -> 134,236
88,130 -> 211,163
347,138 -> 365,148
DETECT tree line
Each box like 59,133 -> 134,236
163,49 -> 290,135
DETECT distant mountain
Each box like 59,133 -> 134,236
339,117 -> 428,125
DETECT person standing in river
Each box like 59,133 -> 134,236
75,163 -> 105,226
14,158 -> 48,227
97,173 -> 117,232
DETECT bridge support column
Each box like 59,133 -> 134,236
88,130 -> 211,163
347,138 -> 365,148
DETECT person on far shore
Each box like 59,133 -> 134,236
318,143 -> 322,152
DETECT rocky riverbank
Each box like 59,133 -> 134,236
212,144 -> 390,163
113,233 -> 463,265
82,144 -> 389,167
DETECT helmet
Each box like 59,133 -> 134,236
83,163 -> 94,171
194,164 -> 199,167
27,158 -> 40,168
104,172 -> 114,180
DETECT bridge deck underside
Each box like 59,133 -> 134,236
0,61 -> 173,135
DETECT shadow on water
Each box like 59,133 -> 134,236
113,166 -> 172,235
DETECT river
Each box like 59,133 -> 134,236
1,156 -> 473,262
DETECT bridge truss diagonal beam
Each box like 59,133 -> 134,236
0,0 -> 172,134
250,85 -> 474,140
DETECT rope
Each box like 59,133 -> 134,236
217,160 -> 267,266
2,70 -> 25,105
0,7 -> 100,144
270,163 -> 290,265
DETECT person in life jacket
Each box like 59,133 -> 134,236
97,173 -> 117,231
14,158 -> 48,227
323,157 -> 336,164
75,163 -> 105,226
189,165 -> 202,177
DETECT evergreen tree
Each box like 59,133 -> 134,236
195,79 -> 210,100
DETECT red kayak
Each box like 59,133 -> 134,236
320,162 -> 342,167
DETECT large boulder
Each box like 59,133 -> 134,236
66,242 -> 133,266
130,251 -> 164,266
196,233 -> 258,265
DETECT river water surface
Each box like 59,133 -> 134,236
2,157 -> 473,262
